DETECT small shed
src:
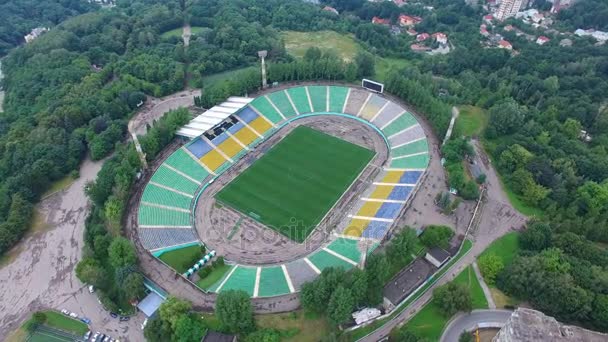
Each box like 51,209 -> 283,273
425,247 -> 451,268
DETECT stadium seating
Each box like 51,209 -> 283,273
382,111 -> 418,137
390,153 -> 430,169
325,238 -> 361,264
286,259 -> 319,290
200,149 -> 228,171
235,106 -> 259,124
267,91 -> 298,118
138,204 -> 191,227
343,88 -> 369,116
231,125 -> 259,146
141,184 -> 192,210
258,266 -> 291,297
389,125 -> 425,147
249,116 -> 273,135
150,165 -> 200,194
362,221 -> 391,239
286,87 -> 312,114
217,266 -> 256,296
368,185 -> 394,199
375,202 -> 403,219
307,86 -> 328,112
400,170 -> 423,184
249,97 -> 284,123
372,102 -> 403,128
216,135 -> 245,159
392,138 -> 429,158
165,148 -> 209,181
186,138 -> 213,158
328,86 -> 349,112
139,228 -> 198,251
387,186 -> 414,201
344,218 -> 370,237
357,201 -> 384,217
308,249 -> 355,271
359,94 -> 388,121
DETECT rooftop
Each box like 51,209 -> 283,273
383,258 -> 435,305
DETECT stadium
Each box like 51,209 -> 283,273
134,84 -> 430,298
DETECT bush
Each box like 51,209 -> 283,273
477,254 -> 504,285
198,266 -> 212,279
420,225 -> 454,249
32,312 -> 47,324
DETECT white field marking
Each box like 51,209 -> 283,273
233,114 -> 265,138
360,198 -> 407,204
304,86 -> 314,113
215,265 -> 239,293
248,104 -> 279,128
390,136 -> 427,150
149,182 -> 194,198
265,95 -> 287,120
370,101 -> 390,123
149,240 -> 199,253
181,147 -> 216,176
342,88 -> 351,114
372,182 -> 416,187
333,233 -> 380,243
323,247 -> 358,265
139,225 -> 192,229
383,167 -> 426,172
326,86 -> 330,112
387,123 -> 419,140
356,93 -> 373,117
253,267 -> 261,297
140,201 -> 190,213
380,110 -> 406,130
304,258 -> 321,275
225,131 -> 250,150
391,151 -> 429,160
283,89 -> 300,115
347,215 -> 394,223
281,264 -> 296,293
201,136 -> 233,163
162,164 -> 202,185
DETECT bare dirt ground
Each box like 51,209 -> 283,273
196,116 -> 388,265
0,158 -> 146,342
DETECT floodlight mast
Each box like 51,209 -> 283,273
258,50 -> 268,89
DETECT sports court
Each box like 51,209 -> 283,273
216,126 -> 375,242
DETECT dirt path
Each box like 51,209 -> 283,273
0,158 -> 145,341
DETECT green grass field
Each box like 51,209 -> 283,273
216,126 -> 374,242
158,245 -> 203,273
282,31 -> 360,61
197,264 -> 231,290
480,232 -> 520,266
161,26 -> 207,39
203,66 -> 257,89
454,105 -> 488,137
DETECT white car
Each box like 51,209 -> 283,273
88,285 -> 95,293
141,318 -> 148,330
61,309 -> 69,315
69,312 -> 78,319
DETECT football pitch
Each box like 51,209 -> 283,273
216,126 -> 375,242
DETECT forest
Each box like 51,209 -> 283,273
0,0 -> 607,336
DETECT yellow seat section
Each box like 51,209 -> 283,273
200,149 -> 226,171
233,126 -> 258,146
369,185 -> 394,199
382,171 -> 405,183
249,117 -> 272,135
344,218 -> 370,237
356,201 -> 383,217
217,136 -> 244,158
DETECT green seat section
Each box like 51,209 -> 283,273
267,90 -> 297,118
150,165 -> 199,194
258,266 -> 291,297
286,87 -> 312,114
309,250 -> 354,271
390,153 -> 430,169
382,112 -> 418,137
207,265 -> 235,292
138,204 -> 191,226
308,86 -> 328,112
219,266 -> 256,296
328,86 -> 349,113
141,184 -> 192,209
165,149 -> 209,181
392,139 -> 428,157
326,238 -> 362,264
249,99 -> 283,124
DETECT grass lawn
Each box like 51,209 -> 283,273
452,265 -> 488,309
161,27 -> 183,39
454,105 -> 488,137
375,57 -> 410,82
479,232 -> 520,266
158,245 -> 203,274
197,264 -> 231,290
216,126 -> 375,242
256,310 -> 330,342
202,66 -> 257,89
39,310 -> 88,335
282,31 -> 361,61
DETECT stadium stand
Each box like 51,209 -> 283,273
343,89 -> 370,116
325,238 -> 362,264
362,221 -> 392,239
387,186 -> 414,201
400,170 -> 423,184
150,166 -> 199,194
345,218 -> 370,237
368,185 -> 394,199
141,184 -> 192,210
248,116 -> 273,135
286,87 -> 312,114
165,149 -> 209,180
371,102 -> 403,128
328,86 -> 349,113
308,250 -> 355,271
286,259 -> 319,290
392,138 -> 429,158
389,125 -> 425,147
357,201 -> 384,217
359,94 -> 388,121
200,149 -> 228,171
186,138 -> 213,159
307,85 -> 328,112
138,205 -> 191,227
382,111 -> 418,137
375,202 -> 403,219
216,135 -> 245,159
267,91 -> 298,118
390,153 -> 430,169
218,266 -> 256,296
258,266 -> 291,297
231,125 -> 259,146
139,228 -> 198,250
249,97 -> 284,123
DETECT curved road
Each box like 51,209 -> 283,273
440,309 -> 513,342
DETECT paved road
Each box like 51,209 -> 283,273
440,309 -> 513,342
359,139 -> 526,341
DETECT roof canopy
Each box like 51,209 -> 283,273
176,97 -> 252,139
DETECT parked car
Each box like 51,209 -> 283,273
103,335 -> 111,342
69,312 -> 78,319
119,316 -> 129,322
84,331 -> 91,340
141,318 -> 148,330
80,317 -> 91,324
61,309 -> 69,315
110,312 -> 118,318
91,332 -> 99,342
88,285 -> 95,293
96,334 -> 105,342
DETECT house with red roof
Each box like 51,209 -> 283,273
323,6 -> 339,15
393,0 -> 407,7
536,36 -> 550,45
411,44 -> 431,52
372,16 -> 391,25
498,39 -> 512,50
480,24 -> 490,37
416,33 -> 430,41
432,32 -> 448,44
483,14 -> 493,24
398,15 -> 422,27
406,28 -> 418,36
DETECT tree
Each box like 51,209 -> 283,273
354,51 -> 375,78
32,312 -> 47,325
108,237 -> 137,269
486,99 -> 526,138
173,315 -> 206,342
327,286 -> 355,326
123,272 -> 145,301
387,227 -> 417,266
458,331 -> 473,342
144,315 -> 173,342
520,221 -> 552,251
245,329 -> 281,342
366,253 -> 390,305
347,268 -> 369,306
304,47 -> 322,61
215,290 -> 255,334
159,297 -> 192,331
477,254 -> 504,285
75,257 -> 106,288
433,282 -> 472,317
420,225 -> 454,249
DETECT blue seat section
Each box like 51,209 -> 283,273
187,138 -> 213,158
237,107 -> 259,123
375,202 -> 402,219
211,132 -> 230,146
362,221 -> 391,239
400,171 -> 423,184
388,186 -> 413,201
227,122 -> 245,135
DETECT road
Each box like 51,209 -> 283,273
359,139 -> 526,341
440,309 -> 513,342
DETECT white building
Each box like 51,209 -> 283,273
495,0 -> 524,20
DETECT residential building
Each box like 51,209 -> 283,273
416,33 -> 430,41
480,24 -> 490,37
495,0 -> 523,20
432,32 -> 448,44
483,14 -> 494,24
406,28 -> 418,36
372,16 -> 391,25
393,0 -> 407,7
536,36 -> 550,45
398,14 -> 422,27
24,27 -> 48,43
498,39 -> 513,49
